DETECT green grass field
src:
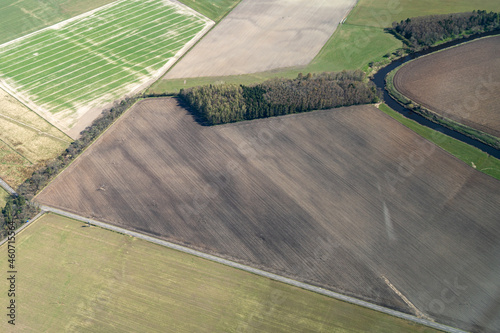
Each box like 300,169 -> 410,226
0,0 -> 211,130
379,103 -> 500,181
178,0 -> 241,22
0,213 -> 438,332
0,0 -> 118,45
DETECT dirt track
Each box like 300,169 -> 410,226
165,0 -> 357,78
36,98 -> 500,332
394,36 -> 500,138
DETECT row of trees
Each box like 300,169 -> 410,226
179,71 -> 380,125
1,96 -> 140,239
391,10 -> 500,50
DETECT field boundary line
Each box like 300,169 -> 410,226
25,21 -> 195,99
0,137 -> 33,165
382,275 -> 432,321
38,204 -> 466,333
385,35 -> 500,151
0,84 -> 69,140
65,21 -> 213,111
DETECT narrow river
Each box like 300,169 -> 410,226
371,30 -> 500,159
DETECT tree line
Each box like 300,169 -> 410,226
1,96 -> 139,239
179,71 -> 380,125
391,10 -> 500,50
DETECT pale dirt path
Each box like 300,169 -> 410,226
34,204 -> 466,333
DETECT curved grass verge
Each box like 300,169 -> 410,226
386,63 -> 500,149
378,103 -> 500,181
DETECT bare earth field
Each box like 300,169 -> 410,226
165,0 -> 357,78
394,36 -> 500,138
37,98 -> 500,332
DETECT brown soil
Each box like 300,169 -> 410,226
37,98 -> 500,332
394,36 -> 500,138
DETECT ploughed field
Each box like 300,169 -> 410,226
394,36 -> 500,138
37,98 -> 500,332
165,0 -> 357,78
0,0 -> 213,138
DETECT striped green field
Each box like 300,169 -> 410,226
0,0 -> 212,134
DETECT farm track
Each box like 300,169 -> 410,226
36,98 -> 500,332
393,36 -> 500,138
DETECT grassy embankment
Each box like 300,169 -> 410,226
0,213 -> 439,332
